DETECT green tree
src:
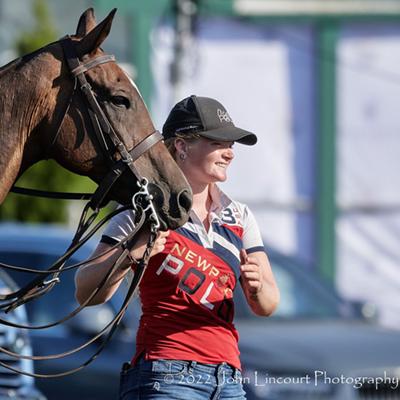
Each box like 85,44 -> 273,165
15,0 -> 58,55
0,0 -> 97,223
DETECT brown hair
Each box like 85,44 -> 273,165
164,132 -> 201,161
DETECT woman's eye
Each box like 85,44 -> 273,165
110,95 -> 130,108
212,141 -> 233,148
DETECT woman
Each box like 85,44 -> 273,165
75,95 -> 280,399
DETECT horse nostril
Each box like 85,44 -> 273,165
177,189 -> 192,212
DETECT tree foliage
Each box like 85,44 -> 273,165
15,0 -> 58,56
0,0 -> 96,223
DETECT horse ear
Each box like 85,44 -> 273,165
76,8 -> 97,37
76,8 -> 117,57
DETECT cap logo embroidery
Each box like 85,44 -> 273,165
217,109 -> 232,123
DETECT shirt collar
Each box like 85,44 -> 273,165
188,184 -> 233,224
209,183 -> 232,214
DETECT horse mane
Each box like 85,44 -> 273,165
0,58 -> 23,77
0,40 -> 64,190
0,40 -> 64,78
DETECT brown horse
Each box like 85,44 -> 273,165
0,8 -> 191,229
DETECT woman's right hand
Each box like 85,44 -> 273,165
75,230 -> 170,306
130,230 -> 170,260
150,230 -> 170,257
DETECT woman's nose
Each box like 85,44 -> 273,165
223,148 -> 234,161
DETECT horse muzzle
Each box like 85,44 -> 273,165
148,183 -> 192,231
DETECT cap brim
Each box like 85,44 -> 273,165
198,126 -> 257,146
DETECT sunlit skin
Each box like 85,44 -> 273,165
176,137 -> 235,189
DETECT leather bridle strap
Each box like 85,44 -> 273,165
10,186 -> 92,200
61,37 -> 161,178
88,130 -> 163,211
5,38 -> 163,309
70,54 -> 115,75
0,217 -> 156,378
0,37 -> 164,378
12,37 -> 163,204
59,36 -> 163,208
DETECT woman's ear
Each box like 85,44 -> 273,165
174,138 -> 187,154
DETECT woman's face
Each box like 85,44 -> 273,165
180,137 -> 235,185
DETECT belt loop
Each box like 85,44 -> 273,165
188,361 -> 197,374
121,362 -> 131,372
234,367 -> 241,380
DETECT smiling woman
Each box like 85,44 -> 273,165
172,137 -> 235,193
75,94 -> 280,400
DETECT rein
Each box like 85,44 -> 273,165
10,186 -> 92,200
0,37 -> 163,377
0,225 -> 157,378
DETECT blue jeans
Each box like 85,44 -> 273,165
119,358 -> 247,400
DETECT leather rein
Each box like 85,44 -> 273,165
0,36 -> 162,377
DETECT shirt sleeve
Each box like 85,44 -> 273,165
101,208 -> 136,245
242,205 -> 265,254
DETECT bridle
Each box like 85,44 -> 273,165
12,36 -> 163,206
58,35 -> 163,210
0,36 -> 164,377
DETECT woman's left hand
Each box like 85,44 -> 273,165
240,249 -> 263,299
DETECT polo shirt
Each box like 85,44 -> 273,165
101,184 -> 265,369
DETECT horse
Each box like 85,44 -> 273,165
0,8 -> 192,230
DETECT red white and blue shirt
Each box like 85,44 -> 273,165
101,184 -> 265,369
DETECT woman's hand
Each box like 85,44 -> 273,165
150,230 -> 170,257
240,249 -> 263,299
75,230 -> 171,306
130,230 -> 170,260
240,249 -> 280,316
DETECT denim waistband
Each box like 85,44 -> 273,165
135,357 -> 241,377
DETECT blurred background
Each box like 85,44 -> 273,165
1,1 -> 400,398
1,0 -> 399,329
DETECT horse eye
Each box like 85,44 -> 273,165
111,95 -> 130,108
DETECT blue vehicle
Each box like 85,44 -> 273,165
0,223 -> 136,400
0,222 -> 399,400
0,268 -> 45,400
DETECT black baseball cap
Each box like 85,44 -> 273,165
162,95 -> 257,146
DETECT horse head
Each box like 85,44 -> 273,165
11,9 -> 192,230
